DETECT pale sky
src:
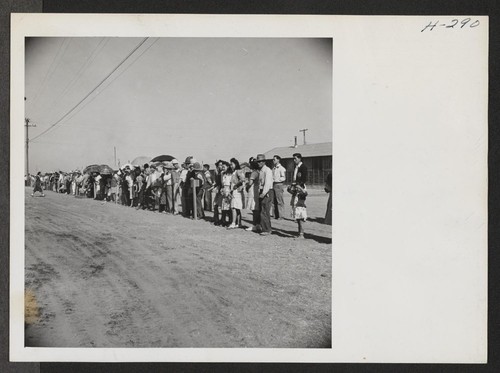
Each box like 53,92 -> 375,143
25,37 -> 332,172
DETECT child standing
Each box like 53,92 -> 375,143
288,183 -> 308,239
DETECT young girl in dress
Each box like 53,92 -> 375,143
288,183 -> 308,239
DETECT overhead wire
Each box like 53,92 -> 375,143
30,38 -> 66,108
31,37 -> 149,142
42,38 -> 109,116
60,38 -> 160,126
31,38 -> 72,115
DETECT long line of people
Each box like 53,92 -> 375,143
30,152 -> 331,238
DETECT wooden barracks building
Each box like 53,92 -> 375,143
263,141 -> 332,187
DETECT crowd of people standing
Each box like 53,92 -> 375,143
30,152 -> 332,239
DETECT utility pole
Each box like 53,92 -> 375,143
299,128 -> 308,145
114,146 -> 117,167
25,97 -> 36,186
25,96 -> 37,185
25,118 -> 36,183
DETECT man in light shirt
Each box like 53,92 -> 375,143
171,159 -> 181,215
145,165 -> 157,210
255,154 -> 273,236
271,155 -> 286,220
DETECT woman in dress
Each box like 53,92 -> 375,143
120,170 -> 129,205
31,172 -> 45,197
228,158 -> 246,229
220,161 -> 233,227
245,158 -> 261,231
159,165 -> 169,213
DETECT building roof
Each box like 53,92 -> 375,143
264,142 -> 332,159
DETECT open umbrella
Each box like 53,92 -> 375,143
150,154 -> 175,162
83,164 -> 100,174
131,156 -> 151,167
99,164 -> 114,175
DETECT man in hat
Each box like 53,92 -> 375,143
71,171 -> 79,195
64,172 -> 72,195
145,164 -> 158,210
135,164 -> 149,209
163,161 -> 175,213
255,154 -> 273,235
191,162 -> 206,219
181,156 -> 195,217
58,172 -> 66,194
151,164 -> 165,211
179,158 -> 190,216
119,169 -> 130,205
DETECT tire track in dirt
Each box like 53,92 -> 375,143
25,189 -> 332,347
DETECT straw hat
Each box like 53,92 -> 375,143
192,162 -> 203,171
255,154 -> 267,162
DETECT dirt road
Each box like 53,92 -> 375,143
24,188 -> 332,348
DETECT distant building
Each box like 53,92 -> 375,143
263,141 -> 332,187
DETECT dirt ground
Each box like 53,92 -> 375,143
24,187 -> 332,348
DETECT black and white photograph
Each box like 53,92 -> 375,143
22,36 -> 333,348
10,14 -> 488,363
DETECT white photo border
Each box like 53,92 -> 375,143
11,13 -> 488,363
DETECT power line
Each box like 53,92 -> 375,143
31,38 -> 66,108
31,38 -> 72,115
31,37 -> 149,142
42,38 -> 109,117
59,38 -> 159,126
